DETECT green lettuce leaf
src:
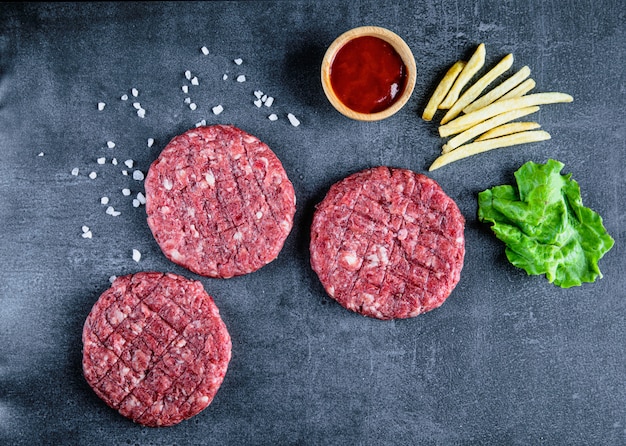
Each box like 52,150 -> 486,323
478,159 -> 614,288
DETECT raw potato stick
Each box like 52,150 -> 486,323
439,43 -> 486,109
463,66 -> 531,114
422,61 -> 466,121
429,130 -> 551,171
442,106 -> 540,153
439,92 -> 573,137
440,53 -> 514,125
496,78 -> 536,102
475,121 -> 541,141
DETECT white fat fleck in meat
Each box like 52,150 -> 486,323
366,253 -> 379,268
377,246 -> 389,265
204,171 -> 215,187
163,178 -> 173,190
233,231 -> 243,241
340,251 -> 361,271
169,248 -> 183,261
109,308 -> 125,325
256,211 -> 263,220
397,228 -> 408,240
187,207 -> 196,218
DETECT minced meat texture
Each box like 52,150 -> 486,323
82,272 -> 231,427
310,166 -> 465,320
145,125 -> 296,278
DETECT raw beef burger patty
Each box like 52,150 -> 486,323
82,272 -> 231,427
145,125 -> 296,278
310,167 -> 465,320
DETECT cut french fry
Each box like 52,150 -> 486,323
429,130 -> 551,171
439,92 -> 573,137
475,121 -> 541,141
441,106 -> 540,153
463,66 -> 531,114
496,78 -> 536,102
439,43 -> 486,109
422,61 -> 466,121
440,53 -> 514,125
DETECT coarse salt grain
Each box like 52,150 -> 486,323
82,225 -> 90,233
201,46 -> 209,55
71,167 -> 79,176
184,97 -> 191,104
133,102 -> 141,110
132,249 -> 141,262
97,157 -> 106,165
222,74 -> 228,80
147,138 -> 154,147
81,230 -> 93,239
182,85 -> 189,94
137,108 -> 146,118
185,70 -> 192,80
132,199 -> 140,208
111,158 -> 118,165
124,159 -> 134,168
122,170 -> 128,176
189,103 -> 197,111
254,99 -> 262,108
121,94 -> 128,101
265,96 -> 274,107
107,141 -> 115,149
212,105 -> 224,115
98,102 -> 106,111
109,275 -> 117,283
122,188 -> 131,196
236,75 -> 246,82
195,119 -> 207,127
38,152 -> 44,157
133,170 -> 144,181
89,172 -> 97,179
131,88 -> 139,97
234,58 -> 243,65
101,197 -> 109,205
136,192 -> 146,204
287,113 -> 300,127
254,90 -> 263,99
268,114 -> 278,121
191,77 -> 199,86
106,206 -> 121,216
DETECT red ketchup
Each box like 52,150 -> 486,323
329,36 -> 408,114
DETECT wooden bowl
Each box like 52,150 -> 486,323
321,26 -> 417,121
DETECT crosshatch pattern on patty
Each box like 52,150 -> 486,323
310,167 -> 465,320
82,272 -> 231,427
145,125 -> 296,278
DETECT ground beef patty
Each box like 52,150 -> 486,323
82,272 -> 231,427
310,167 -> 465,320
145,125 -> 296,278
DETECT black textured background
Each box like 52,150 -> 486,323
1,2 -> 624,445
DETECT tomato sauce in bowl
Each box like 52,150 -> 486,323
321,26 -> 416,121
329,36 -> 408,114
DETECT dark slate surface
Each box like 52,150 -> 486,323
1,2 -> 624,445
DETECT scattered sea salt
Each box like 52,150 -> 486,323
98,102 -> 106,111
191,76 -> 199,86
122,188 -> 131,196
107,141 -> 116,149
287,113 -> 300,127
106,206 -> 121,216
234,58 -> 243,65
38,152 -> 44,157
212,105 -> 224,115
189,103 -> 197,111
131,88 -> 139,97
133,102 -> 141,110
182,85 -> 189,94
122,170 -> 128,176
132,199 -> 140,208
147,138 -> 154,148
97,157 -> 106,165
254,90 -> 263,99
236,75 -> 246,83
111,158 -> 118,166
132,249 -> 141,262
82,225 -> 90,233
265,96 -> 274,107
81,230 -> 93,239
133,170 -> 144,181
100,197 -> 109,205
184,97 -> 191,104
124,159 -> 134,168
222,74 -> 228,81
121,94 -> 128,101
137,108 -> 146,118
185,70 -> 192,80
268,114 -> 278,121
136,192 -> 146,204
109,275 -> 117,284
254,99 -> 262,108
71,167 -> 79,176
201,46 -> 209,55
89,172 -> 97,179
